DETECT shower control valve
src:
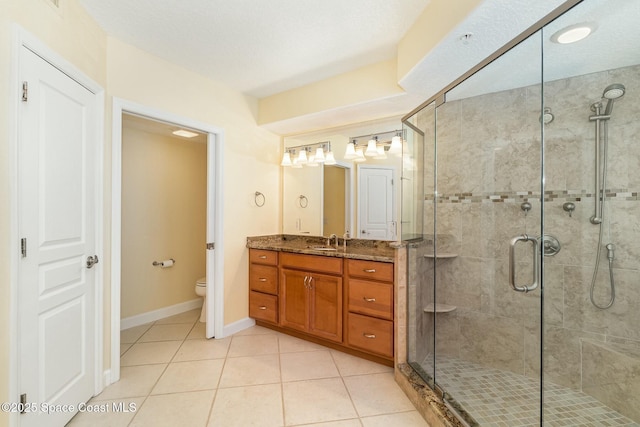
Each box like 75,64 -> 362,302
563,202 -> 576,217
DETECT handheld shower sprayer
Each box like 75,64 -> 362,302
602,83 -> 626,115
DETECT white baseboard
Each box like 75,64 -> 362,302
222,317 -> 255,337
120,298 -> 203,330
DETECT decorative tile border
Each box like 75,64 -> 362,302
424,189 -> 639,203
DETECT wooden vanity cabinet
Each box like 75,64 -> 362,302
345,259 -> 394,359
280,253 -> 343,343
248,249 -> 279,324
248,248 -> 394,364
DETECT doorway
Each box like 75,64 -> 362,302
111,99 -> 224,384
357,165 -> 397,240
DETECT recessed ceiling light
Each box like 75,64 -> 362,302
550,22 -> 597,44
172,129 -> 199,138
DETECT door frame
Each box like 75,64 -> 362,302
9,26 -> 105,424
356,164 -> 399,240
110,98 -> 225,384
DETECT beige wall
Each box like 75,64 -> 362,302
106,38 -> 281,327
323,166 -> 346,236
121,126 -> 207,318
0,0 -> 280,417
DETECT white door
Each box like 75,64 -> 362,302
18,47 -> 98,427
358,167 -> 396,240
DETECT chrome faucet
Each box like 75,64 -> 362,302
342,231 -> 350,251
326,234 -> 338,249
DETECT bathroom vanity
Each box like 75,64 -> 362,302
247,235 -> 398,365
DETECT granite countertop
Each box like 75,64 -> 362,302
246,234 -> 398,263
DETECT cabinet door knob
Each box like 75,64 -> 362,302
363,269 -> 376,273
363,333 -> 376,339
258,255 -> 267,259
363,297 -> 376,302
258,278 -> 267,282
258,306 -> 267,310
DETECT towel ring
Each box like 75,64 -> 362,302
298,195 -> 308,208
254,191 -> 265,207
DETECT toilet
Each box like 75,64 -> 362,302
195,277 -> 206,322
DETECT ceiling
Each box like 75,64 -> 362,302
81,0 -> 615,134
78,0 -> 430,98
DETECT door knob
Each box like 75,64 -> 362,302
86,255 -> 99,269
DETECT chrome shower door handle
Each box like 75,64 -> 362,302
509,234 -> 540,293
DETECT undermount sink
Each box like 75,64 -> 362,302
309,246 -> 337,251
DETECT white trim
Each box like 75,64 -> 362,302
120,298 -> 203,330
9,25 -> 106,421
111,98 -> 225,384
222,317 -> 256,337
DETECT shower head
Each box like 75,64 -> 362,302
603,83 -> 625,115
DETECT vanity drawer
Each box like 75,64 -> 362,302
348,279 -> 393,320
249,264 -> 278,294
280,252 -> 342,275
250,249 -> 278,266
347,312 -> 393,358
249,291 -> 278,324
346,259 -> 393,282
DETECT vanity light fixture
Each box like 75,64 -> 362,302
280,151 -> 292,167
389,133 -> 403,156
296,148 -> 308,165
172,129 -> 199,138
281,141 -> 334,168
344,140 -> 358,159
365,137 -> 379,157
550,22 -> 596,44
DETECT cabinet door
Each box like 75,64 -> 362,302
308,273 -> 343,343
280,269 -> 308,332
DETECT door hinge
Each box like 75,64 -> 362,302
20,393 -> 27,414
21,81 -> 28,102
20,238 -> 27,258
206,242 -> 215,250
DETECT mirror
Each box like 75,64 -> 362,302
282,116 -> 402,240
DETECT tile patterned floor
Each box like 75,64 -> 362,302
66,309 -> 429,427
421,356 -> 640,427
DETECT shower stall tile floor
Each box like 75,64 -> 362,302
422,357 -> 639,427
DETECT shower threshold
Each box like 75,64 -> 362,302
418,356 -> 639,427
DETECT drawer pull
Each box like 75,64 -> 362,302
258,306 -> 267,310
363,333 -> 376,339
258,278 -> 267,282
258,255 -> 267,259
363,297 -> 376,302
363,269 -> 376,273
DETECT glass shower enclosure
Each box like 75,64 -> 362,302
404,0 -> 640,425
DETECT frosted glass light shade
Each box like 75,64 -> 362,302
389,136 -> 402,155
314,147 -> 325,162
344,143 -> 357,159
297,149 -> 308,164
324,151 -> 337,165
354,147 -> 366,162
365,139 -> 378,157
375,145 -> 387,159
307,155 -> 319,166
280,152 -> 292,166
292,158 -> 302,168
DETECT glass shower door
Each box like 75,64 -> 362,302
430,32 -> 546,425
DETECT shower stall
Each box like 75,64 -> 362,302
402,0 -> 640,425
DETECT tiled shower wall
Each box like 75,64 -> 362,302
408,64 -> 640,422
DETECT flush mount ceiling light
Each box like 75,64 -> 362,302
550,22 -> 597,44
172,129 -> 199,138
